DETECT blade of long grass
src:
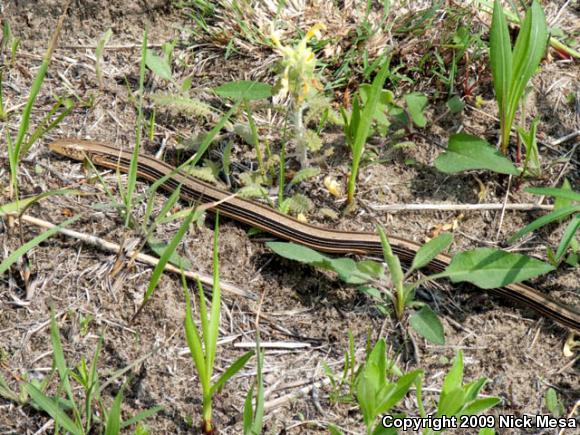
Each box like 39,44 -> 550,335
183,275 -> 209,393
104,387 -> 123,435
555,215 -> 580,261
120,405 -> 163,429
205,214 -> 221,383
210,351 -> 253,395
0,189 -> 82,217
124,30 -> 148,226
508,205 -> 580,242
136,207 -> 197,314
489,0 -> 512,141
24,384 -> 82,435
0,215 -> 80,275
49,310 -> 81,422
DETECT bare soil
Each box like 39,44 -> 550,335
0,1 -> 578,434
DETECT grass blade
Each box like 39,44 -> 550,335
0,215 -> 80,275
508,205 -> 580,242
24,384 -> 82,435
489,0 -> 512,126
555,215 -> 580,262
210,351 -> 253,395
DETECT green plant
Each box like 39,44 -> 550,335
518,117 -> 541,177
509,183 -> 579,266
323,330 -> 359,404
434,133 -> 519,175
489,0 -> 547,153
242,314 -> 265,435
183,215 -> 253,434
329,338 -> 421,435
419,351 -> 501,435
3,12 -> 70,203
267,231 -> 556,345
95,29 -> 113,88
270,23 -> 326,166
342,58 -> 390,207
0,311 -> 161,434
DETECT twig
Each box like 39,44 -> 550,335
17,214 -> 255,300
495,175 -> 512,240
550,130 -> 580,146
263,378 -> 330,411
368,202 -> 553,212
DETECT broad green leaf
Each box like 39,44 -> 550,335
461,397 -> 502,416
410,233 -> 453,272
525,186 -> 580,203
555,215 -> 580,261
489,0 -> 512,116
479,429 -> 496,435
437,388 -> 465,417
545,387 -> 564,417
434,133 -> 519,175
409,305 -> 445,345
210,351 -> 253,395
441,351 -> 463,396
266,242 -> 326,264
444,248 -> 555,288
508,205 -> 580,242
404,93 -> 428,127
0,215 -> 80,275
145,49 -> 172,81
213,80 -> 272,101
25,384 -> 82,435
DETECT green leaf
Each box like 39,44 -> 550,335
147,239 -> 193,270
461,397 -> 502,416
508,205 -> 580,242
545,387 -> 564,417
266,242 -> 326,264
444,248 -> 555,289
489,0 -> 512,117
434,133 -> 519,175
555,215 -> 580,261
525,186 -> 580,203
243,385 -> 255,435
288,167 -> 320,187
505,1 -> 547,142
437,388 -> 465,416
409,305 -> 445,345
442,350 -> 463,396
464,378 -> 487,402
404,93 -> 428,127
0,214 -> 80,275
120,406 -> 163,429
375,369 -> 423,414
213,80 -> 272,101
25,384 -> 82,435
105,388 -> 123,435
210,351 -> 253,395
0,189 -> 81,217
554,179 -> 574,211
447,96 -> 465,114
479,429 -> 496,435
410,233 -> 453,273
145,49 -> 172,81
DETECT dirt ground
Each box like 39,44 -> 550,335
0,0 -> 579,434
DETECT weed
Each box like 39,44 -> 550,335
183,215 -> 253,434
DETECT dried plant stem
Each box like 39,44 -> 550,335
18,214 -> 254,299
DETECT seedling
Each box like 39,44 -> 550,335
183,215 -> 253,434
489,0 -> 547,154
